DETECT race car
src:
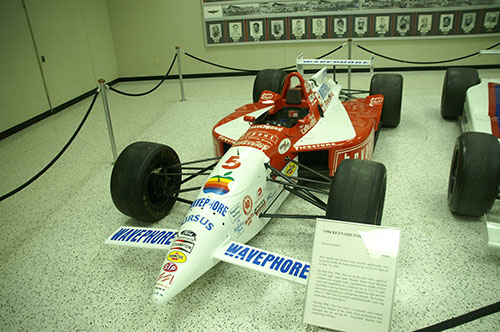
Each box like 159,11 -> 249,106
106,61 -> 403,304
441,67 -> 500,247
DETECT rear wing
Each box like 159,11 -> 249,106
296,53 -> 374,91
296,53 -> 374,76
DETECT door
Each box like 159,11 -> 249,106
24,0 -> 96,109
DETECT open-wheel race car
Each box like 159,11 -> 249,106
106,59 -> 403,304
441,67 -> 500,247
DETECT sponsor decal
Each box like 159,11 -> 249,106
155,272 -> 175,289
167,251 -> 187,263
318,83 -> 331,100
171,239 -> 194,253
243,196 -> 253,215
369,96 -> 384,106
233,139 -> 271,151
180,230 -> 196,241
260,92 -> 275,101
257,187 -> 263,198
163,262 -> 177,272
223,243 -> 310,280
284,162 -> 297,176
251,124 -> 283,132
191,198 -> 229,216
245,213 -> 254,226
109,228 -> 177,246
278,138 -> 291,154
203,172 -> 234,195
229,204 -> 242,224
234,220 -> 245,236
295,142 -> 336,151
300,114 -> 317,134
254,199 -> 266,216
182,214 -> 214,231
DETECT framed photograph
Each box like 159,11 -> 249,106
438,13 -> 455,34
331,16 -> 348,38
482,10 -> 500,33
311,17 -> 328,39
459,12 -> 478,34
290,18 -> 307,40
417,14 -> 433,36
353,16 -> 370,37
248,19 -> 265,42
227,21 -> 243,42
396,15 -> 412,36
269,18 -> 287,40
374,15 -> 392,37
207,22 -> 224,44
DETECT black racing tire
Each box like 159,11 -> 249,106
448,132 -> 500,217
110,142 -> 181,222
326,159 -> 387,225
441,68 -> 479,120
253,69 -> 288,103
369,74 -> 403,128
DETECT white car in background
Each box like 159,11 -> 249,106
441,67 -> 500,247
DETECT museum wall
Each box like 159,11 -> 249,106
107,0 -> 500,78
0,0 -> 118,135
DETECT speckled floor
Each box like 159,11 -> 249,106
1,69 -> 499,332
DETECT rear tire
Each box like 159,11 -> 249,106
253,69 -> 288,103
369,74 -> 403,128
110,142 -> 181,222
441,68 -> 479,120
448,132 -> 500,217
326,159 -> 387,225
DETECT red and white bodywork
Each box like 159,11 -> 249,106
106,67 -> 384,304
461,79 -> 500,139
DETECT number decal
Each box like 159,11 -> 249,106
222,155 -> 241,169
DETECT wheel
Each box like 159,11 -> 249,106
441,68 -> 479,120
110,142 -> 181,222
369,74 -> 403,128
448,132 -> 500,217
253,69 -> 288,103
326,159 -> 387,225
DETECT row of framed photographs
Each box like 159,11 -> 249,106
205,9 -> 500,45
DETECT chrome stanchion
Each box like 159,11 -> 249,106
98,79 -> 118,163
176,46 -> 186,101
347,39 -> 352,90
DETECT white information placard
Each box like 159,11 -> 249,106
303,218 -> 400,332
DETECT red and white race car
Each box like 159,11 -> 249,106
106,62 -> 403,304
441,67 -> 500,247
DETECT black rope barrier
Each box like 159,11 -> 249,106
356,41 -> 500,65
414,301 -> 500,331
183,43 -> 345,73
109,53 -> 177,97
0,90 -> 99,202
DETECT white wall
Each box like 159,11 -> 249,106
0,0 -> 118,134
107,0 -> 500,77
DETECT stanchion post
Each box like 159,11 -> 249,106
98,79 -> 118,163
176,46 -> 186,101
347,38 -> 352,90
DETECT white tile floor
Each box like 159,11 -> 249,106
1,69 -> 500,332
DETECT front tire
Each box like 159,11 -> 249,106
326,159 -> 387,225
448,132 -> 500,217
369,74 -> 403,128
111,142 -> 181,222
440,68 -> 479,120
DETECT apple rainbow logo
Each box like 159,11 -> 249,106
203,172 -> 234,195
